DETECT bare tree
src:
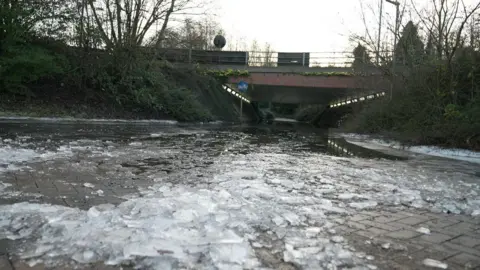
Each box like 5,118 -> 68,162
349,0 -> 408,67
85,0 -> 203,49
248,39 -> 261,66
411,0 -> 480,63
247,40 -> 275,67
263,43 -> 275,67
150,17 -> 224,49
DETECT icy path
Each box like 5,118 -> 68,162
342,133 -> 480,164
0,129 -> 479,269
0,152 -> 378,269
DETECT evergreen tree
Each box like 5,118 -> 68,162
395,21 -> 425,66
425,32 -> 435,58
352,43 -> 371,70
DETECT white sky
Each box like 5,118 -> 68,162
210,0 -> 478,53
215,0 -> 371,52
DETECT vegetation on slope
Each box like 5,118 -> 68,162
342,3 -> 480,150
0,0 -> 238,122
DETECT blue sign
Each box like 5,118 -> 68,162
237,81 -> 248,93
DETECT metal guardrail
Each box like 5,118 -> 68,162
156,49 -> 394,68
329,91 -> 387,108
222,84 -> 250,103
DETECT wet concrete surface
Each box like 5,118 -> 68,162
0,119 -> 479,270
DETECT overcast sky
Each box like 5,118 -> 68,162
211,0 -> 478,53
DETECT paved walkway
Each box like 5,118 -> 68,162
0,137 -> 479,269
2,160 -> 479,270
342,210 -> 480,269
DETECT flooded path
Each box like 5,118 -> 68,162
0,119 -> 479,270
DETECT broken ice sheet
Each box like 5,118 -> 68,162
83,183 -> 95,188
0,192 -> 257,268
0,137 -> 479,269
423,258 -> 448,269
416,227 -> 431,234
349,201 -> 378,210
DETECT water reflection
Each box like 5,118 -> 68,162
326,138 -> 407,160
0,119 -> 405,160
227,122 -> 405,160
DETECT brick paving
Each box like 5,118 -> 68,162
0,158 -> 150,210
0,158 -> 146,270
338,209 -> 480,270
1,155 -> 480,269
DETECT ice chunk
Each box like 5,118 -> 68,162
331,236 -> 344,243
356,252 -> 366,258
272,216 -> 285,226
305,227 -> 321,238
381,243 -> 390,249
282,212 -> 302,226
129,142 -> 142,146
209,242 -> 249,265
416,227 -> 431,234
349,201 -> 378,210
423,258 -> 448,269
83,183 -> 95,188
337,193 -> 360,200
72,250 -> 96,263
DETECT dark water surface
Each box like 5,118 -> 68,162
0,119 -> 404,161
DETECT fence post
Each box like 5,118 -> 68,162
240,98 -> 243,119
245,52 -> 249,67
302,53 -> 305,67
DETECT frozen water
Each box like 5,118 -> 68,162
409,146 -> 480,164
0,182 -> 12,192
331,236 -> 344,243
423,258 -> 448,269
83,183 -> 95,188
416,227 -> 431,234
0,150 -> 386,269
0,191 -> 261,269
0,145 -> 41,173
93,190 -> 104,196
342,133 -> 480,164
0,137 -> 95,175
349,201 -> 378,210
0,116 -> 178,125
0,127 -> 479,268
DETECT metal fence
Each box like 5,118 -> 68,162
156,49 -> 394,68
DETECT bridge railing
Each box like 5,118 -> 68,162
155,48 -> 394,68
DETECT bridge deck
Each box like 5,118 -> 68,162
173,63 -> 384,74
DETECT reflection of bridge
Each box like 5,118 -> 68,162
327,138 -> 405,160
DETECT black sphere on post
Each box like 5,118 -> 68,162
213,35 -> 226,49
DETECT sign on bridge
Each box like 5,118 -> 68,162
237,81 -> 248,93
